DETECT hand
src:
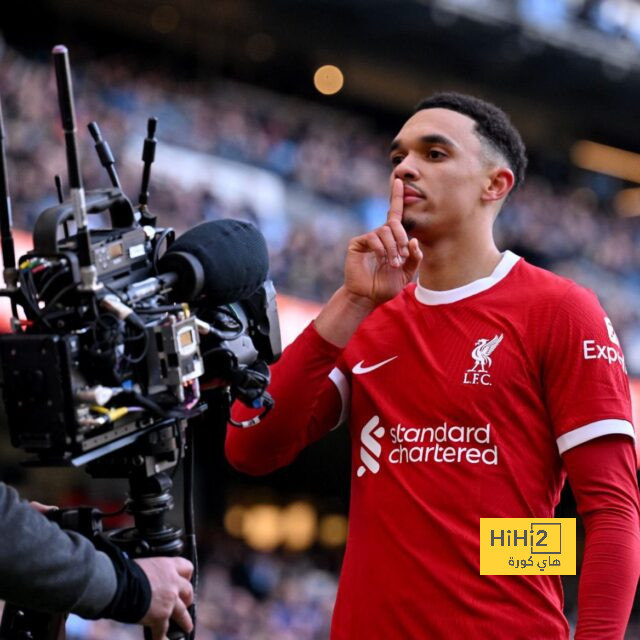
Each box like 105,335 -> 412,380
345,178 -> 423,307
135,556 -> 194,640
29,501 -> 58,514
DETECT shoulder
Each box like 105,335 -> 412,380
513,259 -> 603,318
512,259 -> 576,300
516,264 -> 619,363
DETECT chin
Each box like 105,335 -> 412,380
401,217 -> 416,233
401,213 -> 433,235
403,216 -> 446,246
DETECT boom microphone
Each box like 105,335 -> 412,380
159,219 -> 269,304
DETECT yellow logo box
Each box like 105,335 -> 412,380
480,518 -> 576,575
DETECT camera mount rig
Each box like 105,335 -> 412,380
0,45 -> 281,640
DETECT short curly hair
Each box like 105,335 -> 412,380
414,92 -> 527,191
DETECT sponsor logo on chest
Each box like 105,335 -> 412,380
356,416 -> 499,477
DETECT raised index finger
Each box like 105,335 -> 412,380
387,178 -> 404,223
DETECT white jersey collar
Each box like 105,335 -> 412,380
414,250 -> 521,306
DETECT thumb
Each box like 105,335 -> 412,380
29,501 -> 58,514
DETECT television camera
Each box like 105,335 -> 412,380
0,45 -> 281,640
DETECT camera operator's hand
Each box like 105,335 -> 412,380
29,500 -> 58,513
135,556 -> 194,640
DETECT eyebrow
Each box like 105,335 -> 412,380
389,134 -> 459,154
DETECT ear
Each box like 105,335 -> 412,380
481,167 -> 515,202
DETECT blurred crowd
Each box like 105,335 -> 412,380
2,38 -> 640,369
510,0 -> 640,45
2,34 -> 640,638
575,0 -> 640,43
568,0 -> 640,43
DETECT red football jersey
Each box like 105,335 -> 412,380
227,251 -> 635,639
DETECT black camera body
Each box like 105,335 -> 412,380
0,45 -> 282,640
0,47 -> 280,467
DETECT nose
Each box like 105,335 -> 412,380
392,154 -> 419,181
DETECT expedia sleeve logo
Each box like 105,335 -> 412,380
582,317 -> 626,373
604,316 -> 620,346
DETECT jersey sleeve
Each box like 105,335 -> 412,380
542,284 -> 635,455
562,435 -> 640,638
225,321 -> 348,475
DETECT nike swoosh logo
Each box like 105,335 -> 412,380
352,356 -> 398,375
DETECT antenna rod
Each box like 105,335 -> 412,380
54,175 -> 71,239
0,99 -> 16,274
54,175 -> 64,204
88,121 -> 121,189
52,44 -> 95,280
138,117 -> 157,211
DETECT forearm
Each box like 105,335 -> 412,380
563,435 -> 640,639
314,286 -> 374,348
575,510 -> 640,638
0,482 -> 116,617
226,321 -> 344,474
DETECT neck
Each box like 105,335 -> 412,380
417,233 -> 501,291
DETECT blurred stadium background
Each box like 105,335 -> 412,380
1,0 -> 640,637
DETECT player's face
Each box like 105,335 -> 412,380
388,108 -> 492,240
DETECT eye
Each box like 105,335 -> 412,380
427,149 -> 446,160
390,155 -> 404,166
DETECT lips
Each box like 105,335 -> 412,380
403,184 -> 425,203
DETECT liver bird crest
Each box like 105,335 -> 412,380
470,334 -> 503,372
